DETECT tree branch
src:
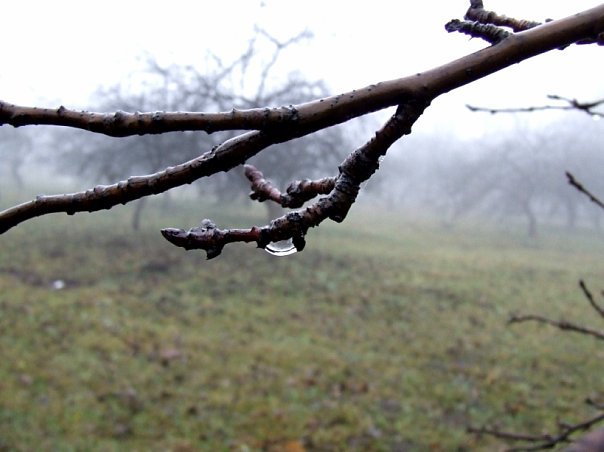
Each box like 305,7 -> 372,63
567,172 -> 604,210
464,1 -> 602,47
0,101 -> 308,137
587,398 -> 604,411
479,280 -> 604,450
244,164 -> 335,208
468,410 -> 604,451
465,1 -> 543,32
508,280 -> 604,340
579,280 -> 604,319
508,314 -> 604,341
0,130 -> 272,234
162,100 -> 428,259
1,4 -> 602,140
467,95 -> 604,118
1,3 -> 604,254
445,20 -> 511,45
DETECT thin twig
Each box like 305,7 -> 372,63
567,172 -> 604,210
579,280 -> 604,319
509,314 -> 604,341
548,94 -> 604,111
253,28 -> 313,101
587,398 -> 604,411
445,19 -> 511,45
244,164 -> 335,208
467,95 -> 604,118
468,411 -> 604,451
465,2 -> 542,32
244,164 -> 284,204
466,104 -> 604,117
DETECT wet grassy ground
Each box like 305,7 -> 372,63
0,198 -> 602,450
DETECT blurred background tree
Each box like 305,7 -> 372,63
0,127 -> 32,194
51,29 -> 352,229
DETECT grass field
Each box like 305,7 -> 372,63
0,195 -> 603,451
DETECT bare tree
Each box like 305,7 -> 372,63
462,37 -> 604,449
0,1 -> 603,258
0,127 -> 32,192
428,121 -> 604,237
51,29 -> 351,229
466,86 -> 604,227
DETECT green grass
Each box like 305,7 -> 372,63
0,196 -> 603,451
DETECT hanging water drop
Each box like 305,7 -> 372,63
264,238 -> 298,257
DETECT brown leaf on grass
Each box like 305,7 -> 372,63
266,439 -> 306,452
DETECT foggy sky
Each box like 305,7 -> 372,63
1,1 -> 602,138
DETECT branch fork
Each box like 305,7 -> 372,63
162,100 -> 428,259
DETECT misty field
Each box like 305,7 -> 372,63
0,197 -> 602,451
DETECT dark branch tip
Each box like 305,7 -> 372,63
205,246 -> 223,260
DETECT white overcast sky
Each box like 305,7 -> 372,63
1,1 -> 602,137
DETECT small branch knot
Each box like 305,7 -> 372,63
445,19 -> 511,45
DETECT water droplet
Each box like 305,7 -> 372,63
264,238 -> 298,257
51,279 -> 66,290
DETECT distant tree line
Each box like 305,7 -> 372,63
366,116 -> 604,237
0,127 -> 32,193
